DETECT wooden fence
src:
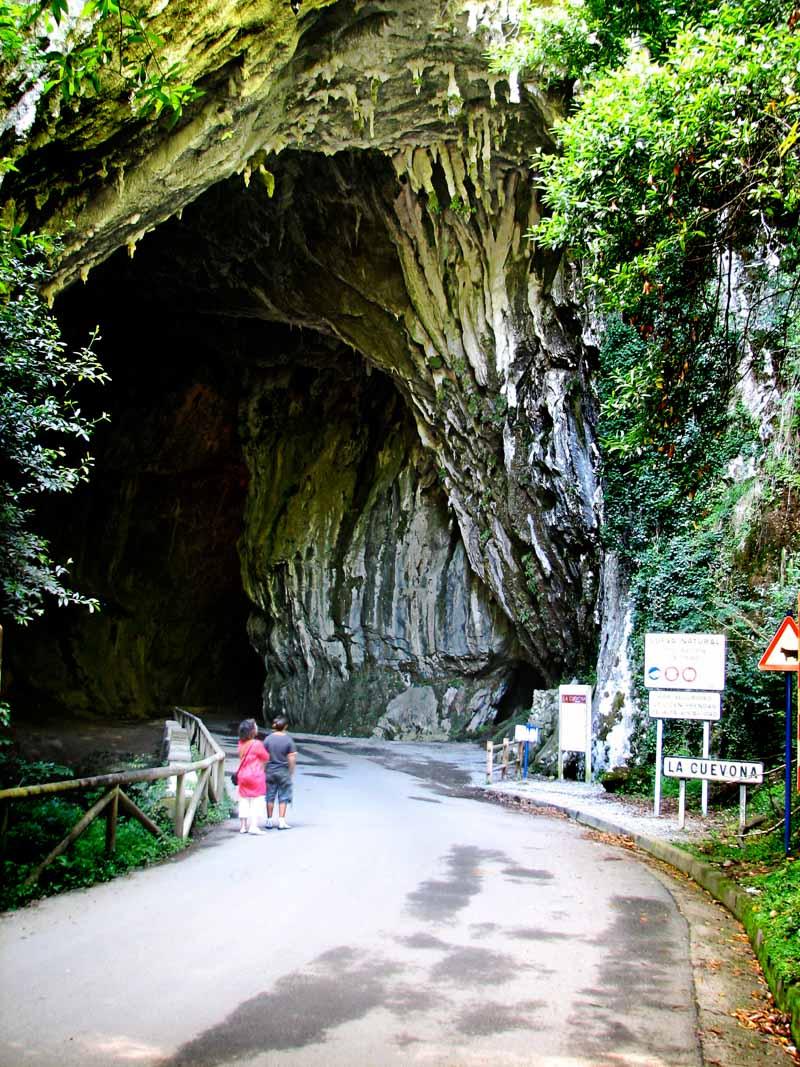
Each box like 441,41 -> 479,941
485,738 -> 525,784
0,707 -> 226,885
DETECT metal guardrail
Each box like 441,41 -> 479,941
0,706 -> 226,885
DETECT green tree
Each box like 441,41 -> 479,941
1,1 -> 200,119
492,0 -> 800,520
492,1 -> 800,765
0,2 -> 198,641
0,228 -> 108,625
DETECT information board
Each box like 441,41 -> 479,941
514,724 -> 540,743
558,685 -> 591,752
648,690 -> 721,721
644,632 -> 726,691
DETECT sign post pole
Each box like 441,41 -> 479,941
654,718 -> 663,817
701,721 -> 710,816
786,670 -> 793,857
756,612 -> 799,857
678,779 -> 685,829
513,724 -> 540,782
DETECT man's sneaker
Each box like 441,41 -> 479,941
265,818 -> 273,829
249,826 -> 266,835
278,818 -> 290,830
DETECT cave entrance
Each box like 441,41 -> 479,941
492,664 -> 542,727
10,245 -> 273,721
9,148 -> 533,732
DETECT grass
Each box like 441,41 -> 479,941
680,779 -> 800,989
0,753 -> 233,911
750,860 -> 800,987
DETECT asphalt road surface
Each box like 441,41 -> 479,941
0,735 -> 743,1066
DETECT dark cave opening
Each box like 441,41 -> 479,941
5,234 -> 273,720
5,166 -> 434,723
7,148 -> 541,733
493,663 -> 542,726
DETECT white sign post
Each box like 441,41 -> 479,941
558,685 -> 592,783
645,633 -> 726,817
664,757 -> 764,829
514,724 -> 540,780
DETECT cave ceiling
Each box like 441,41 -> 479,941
6,0 -> 557,292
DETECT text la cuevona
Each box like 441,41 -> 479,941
665,759 -> 759,780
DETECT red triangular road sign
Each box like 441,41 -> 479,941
758,616 -> 800,671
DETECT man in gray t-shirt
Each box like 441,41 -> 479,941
264,715 -> 297,829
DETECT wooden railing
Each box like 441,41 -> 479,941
0,707 -> 226,885
485,738 -> 524,783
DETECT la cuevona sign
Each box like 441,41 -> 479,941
664,757 -> 763,783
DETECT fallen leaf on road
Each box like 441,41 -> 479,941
733,1006 -> 800,1062
582,829 -> 637,850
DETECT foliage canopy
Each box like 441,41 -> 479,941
492,1 -> 800,768
0,1 -> 200,120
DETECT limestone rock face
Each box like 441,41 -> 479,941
3,1 -> 604,736
239,349 -> 520,732
375,687 -> 444,741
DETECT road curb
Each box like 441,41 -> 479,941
494,789 -> 800,1046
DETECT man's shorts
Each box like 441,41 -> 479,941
266,767 -> 293,804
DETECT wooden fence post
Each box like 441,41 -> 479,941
181,767 -> 211,839
501,738 -> 509,779
199,773 -> 209,818
25,789 -> 116,885
174,772 -> 186,839
207,751 -> 218,804
105,786 -> 119,855
486,741 -> 493,784
117,790 -> 164,838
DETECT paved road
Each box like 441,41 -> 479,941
0,735 -> 731,1066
